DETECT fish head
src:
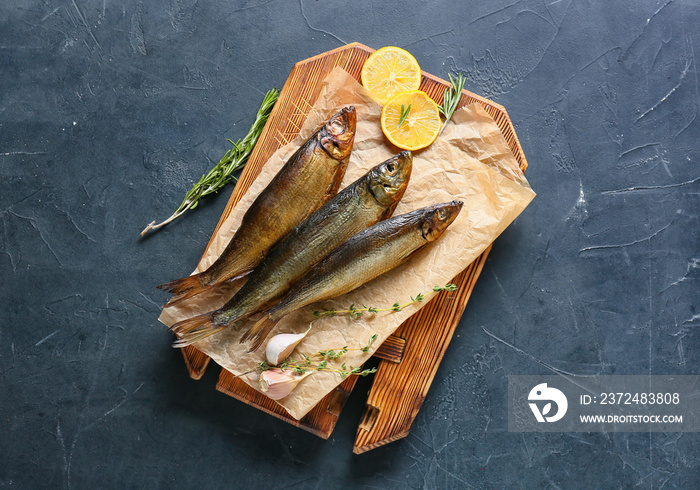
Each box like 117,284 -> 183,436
420,201 -> 463,242
320,106 -> 356,160
368,151 -> 413,211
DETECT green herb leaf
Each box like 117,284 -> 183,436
141,88 -> 279,236
348,303 -> 364,320
311,285 -> 458,319
397,103 -> 412,129
241,335 -> 381,385
437,73 -> 466,134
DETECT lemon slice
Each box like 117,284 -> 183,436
380,90 -> 441,151
361,46 -> 422,105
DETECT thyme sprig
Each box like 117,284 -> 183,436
437,72 -> 467,134
397,103 -> 412,128
141,88 -> 279,236
240,334 -> 380,380
312,284 -> 458,320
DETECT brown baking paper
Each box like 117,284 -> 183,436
159,67 -> 535,420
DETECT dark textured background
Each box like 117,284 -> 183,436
2,0 -> 699,487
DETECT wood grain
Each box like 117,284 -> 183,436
353,246 -> 492,453
372,334 -> 405,364
216,367 -> 359,439
175,42 -> 528,446
214,333 -> 402,439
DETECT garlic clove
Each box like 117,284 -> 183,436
259,369 -> 312,400
265,328 -> 310,365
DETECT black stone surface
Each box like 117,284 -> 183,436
2,0 -> 699,487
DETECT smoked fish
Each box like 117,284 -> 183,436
171,151 -> 413,346
241,200 -> 464,351
159,107 -> 356,304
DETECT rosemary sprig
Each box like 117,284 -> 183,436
397,103 -> 412,128
140,88 -> 279,236
239,334 -> 380,380
312,284 -> 458,319
437,72 -> 466,134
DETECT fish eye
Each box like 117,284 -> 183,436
330,119 -> 344,133
386,162 -> 397,174
437,209 -> 447,219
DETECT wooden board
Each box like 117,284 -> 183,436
178,43 -> 528,447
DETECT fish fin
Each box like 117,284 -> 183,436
326,154 -> 350,198
158,274 -> 211,305
240,314 -> 279,352
170,312 -> 225,348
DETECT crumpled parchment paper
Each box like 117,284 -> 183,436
159,66 -> 535,420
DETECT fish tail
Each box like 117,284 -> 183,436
170,312 -> 226,348
158,274 -> 211,305
240,314 -> 280,352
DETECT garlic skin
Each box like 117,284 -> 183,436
265,330 -> 309,365
259,369 -> 312,400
